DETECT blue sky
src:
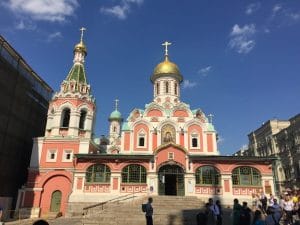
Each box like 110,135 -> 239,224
1,0 -> 300,155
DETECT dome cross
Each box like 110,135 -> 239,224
80,27 -> 86,42
115,99 -> 119,111
162,41 -> 172,56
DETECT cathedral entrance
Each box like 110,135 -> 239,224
158,165 -> 185,196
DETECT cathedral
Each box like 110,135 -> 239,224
17,30 -> 275,218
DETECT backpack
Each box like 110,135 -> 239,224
142,203 -> 147,212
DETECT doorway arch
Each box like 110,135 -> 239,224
50,190 -> 62,212
158,164 -> 185,196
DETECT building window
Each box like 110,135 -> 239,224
195,166 -> 220,185
232,166 -> 261,186
168,152 -> 174,160
47,149 -> 57,162
61,108 -> 70,128
137,130 -> 146,148
156,82 -> 160,95
62,150 -> 73,162
190,133 -> 199,148
165,81 -> 169,94
121,164 -> 146,183
86,164 -> 111,183
79,109 -> 87,130
174,83 -> 178,95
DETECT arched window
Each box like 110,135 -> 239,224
190,132 -> 200,148
86,164 -> 111,183
195,166 -> 220,185
165,81 -> 169,93
137,130 -> 146,147
232,166 -> 261,186
174,83 -> 178,95
156,82 -> 160,95
61,108 -> 70,127
122,164 -> 146,183
79,109 -> 87,129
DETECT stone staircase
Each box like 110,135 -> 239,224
82,195 -> 206,225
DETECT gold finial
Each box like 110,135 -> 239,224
115,99 -> 119,111
79,27 -> 86,42
162,41 -> 172,57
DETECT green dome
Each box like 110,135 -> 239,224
109,110 -> 122,120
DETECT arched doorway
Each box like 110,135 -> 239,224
158,164 -> 185,196
50,190 -> 62,212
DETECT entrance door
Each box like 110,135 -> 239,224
50,190 -> 62,212
158,165 -> 185,196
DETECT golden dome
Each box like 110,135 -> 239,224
151,56 -> 183,83
74,41 -> 87,55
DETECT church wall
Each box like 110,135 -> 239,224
155,146 -> 186,169
187,124 -> 203,152
39,141 -> 79,168
207,134 -> 214,152
123,132 -> 130,151
133,123 -> 149,151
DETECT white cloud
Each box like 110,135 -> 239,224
182,80 -> 197,89
100,0 -> 143,20
4,0 -> 79,22
272,4 -> 282,14
289,12 -> 300,21
198,66 -> 212,76
47,31 -> 63,42
245,3 -> 261,15
15,20 -> 36,30
229,24 -> 256,54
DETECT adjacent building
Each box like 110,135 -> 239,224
247,114 -> 300,193
0,36 -> 53,213
17,33 -> 275,218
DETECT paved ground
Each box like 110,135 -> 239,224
3,209 -> 300,225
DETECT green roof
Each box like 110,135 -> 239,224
122,122 -> 130,131
66,64 -> 87,84
207,123 -> 215,132
109,110 -> 122,120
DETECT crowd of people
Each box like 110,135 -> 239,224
197,190 -> 300,225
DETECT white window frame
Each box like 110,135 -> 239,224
46,149 -> 57,162
137,130 -> 147,148
168,152 -> 174,160
62,149 -> 73,162
190,132 -> 200,149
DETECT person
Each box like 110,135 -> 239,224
240,202 -> 251,225
215,200 -> 223,225
283,195 -> 294,225
208,198 -> 221,225
271,199 -> 282,218
269,194 -> 275,207
205,202 -> 216,225
0,205 -> 3,225
32,220 -> 49,225
232,198 -> 242,225
144,197 -> 153,225
252,193 -> 259,211
252,210 -> 265,225
265,207 -> 281,225
260,192 -> 268,214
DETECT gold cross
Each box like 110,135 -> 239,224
162,41 -> 172,56
115,99 -> 119,110
79,27 -> 86,42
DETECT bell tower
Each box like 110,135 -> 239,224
151,41 -> 183,106
45,27 -> 96,139
109,99 -> 123,145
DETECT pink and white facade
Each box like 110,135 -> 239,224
17,36 -> 275,217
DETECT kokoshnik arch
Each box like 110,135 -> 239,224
17,29 -> 275,217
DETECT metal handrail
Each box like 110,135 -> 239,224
82,190 -> 146,213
